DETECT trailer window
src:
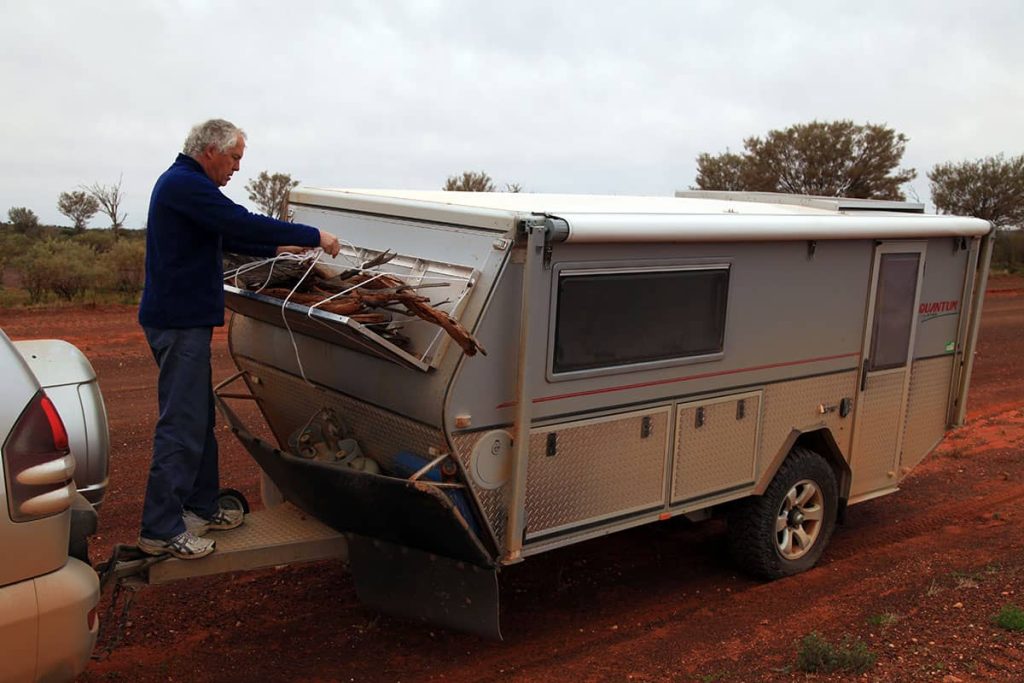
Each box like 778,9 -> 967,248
553,267 -> 729,374
868,253 -> 920,370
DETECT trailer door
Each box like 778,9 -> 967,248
849,242 -> 927,500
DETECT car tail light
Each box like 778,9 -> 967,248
39,395 -> 69,451
3,391 -> 75,522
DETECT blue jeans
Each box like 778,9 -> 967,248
140,327 -> 219,540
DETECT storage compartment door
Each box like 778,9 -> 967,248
672,391 -> 762,503
523,407 -> 670,540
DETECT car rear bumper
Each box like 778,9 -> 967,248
0,558 -> 99,682
34,557 -> 100,681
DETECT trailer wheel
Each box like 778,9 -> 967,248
217,487 -> 250,515
728,447 -> 838,579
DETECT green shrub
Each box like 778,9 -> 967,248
15,238 -> 103,302
0,231 -> 32,285
7,207 -> 40,236
866,612 -> 899,627
994,605 -> 1024,632
99,238 -> 146,293
0,288 -> 30,307
76,229 -> 117,254
796,632 -> 876,674
0,227 -> 150,307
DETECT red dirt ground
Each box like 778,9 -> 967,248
4,275 -> 1024,682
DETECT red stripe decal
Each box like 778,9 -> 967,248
495,351 -> 860,409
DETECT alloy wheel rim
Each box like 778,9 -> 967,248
775,479 -> 824,560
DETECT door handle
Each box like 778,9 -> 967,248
860,358 -> 870,392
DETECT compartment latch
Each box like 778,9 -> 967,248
641,415 -> 653,439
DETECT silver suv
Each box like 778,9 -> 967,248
0,329 -> 106,681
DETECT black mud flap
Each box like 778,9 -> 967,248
348,535 -> 501,640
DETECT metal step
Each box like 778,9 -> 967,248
148,503 -> 347,584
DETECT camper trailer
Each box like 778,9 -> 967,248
216,190 -> 991,637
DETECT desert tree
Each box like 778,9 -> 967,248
693,150 -> 746,191
245,171 -> 299,220
444,171 -> 496,192
7,207 -> 40,235
695,120 -> 917,200
57,191 -> 100,232
503,183 -> 524,193
84,175 -> 127,237
929,154 -> 1024,228
930,154 -> 1024,271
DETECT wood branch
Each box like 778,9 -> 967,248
226,255 -> 320,291
259,288 -> 363,316
349,312 -> 392,325
334,250 -> 397,281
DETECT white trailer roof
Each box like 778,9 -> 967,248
290,188 -> 992,242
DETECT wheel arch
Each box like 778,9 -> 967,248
754,427 -> 851,519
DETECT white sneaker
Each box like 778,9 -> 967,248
183,510 -> 210,536
183,506 -> 245,534
137,530 -> 215,560
205,505 -> 245,531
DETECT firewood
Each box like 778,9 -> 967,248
230,253 -> 486,357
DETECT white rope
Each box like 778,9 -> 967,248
307,272 -> 387,314
221,249 -> 327,385
366,269 -> 470,283
331,240 -> 474,285
335,238 -> 367,269
244,246 -> 321,385
223,251 -> 323,293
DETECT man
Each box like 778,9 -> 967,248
137,119 -> 341,559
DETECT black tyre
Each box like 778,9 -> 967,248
217,487 -> 250,515
728,447 -> 838,579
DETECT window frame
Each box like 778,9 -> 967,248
546,260 -> 731,382
866,252 -> 922,372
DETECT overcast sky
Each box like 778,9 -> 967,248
2,0 -> 1022,227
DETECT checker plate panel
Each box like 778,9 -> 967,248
850,369 -> 907,497
451,431 -> 508,552
523,408 -> 670,538
900,356 -> 954,473
149,503 -> 346,584
757,371 -> 858,471
673,393 -> 760,502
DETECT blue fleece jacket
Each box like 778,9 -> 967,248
139,154 -> 320,328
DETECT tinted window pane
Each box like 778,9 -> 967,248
869,253 -> 920,370
553,268 -> 729,374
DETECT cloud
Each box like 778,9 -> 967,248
1,0 -> 1022,225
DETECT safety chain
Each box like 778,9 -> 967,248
91,544 -> 167,660
92,576 -> 143,660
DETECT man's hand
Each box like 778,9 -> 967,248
275,245 -> 307,255
319,230 -> 341,257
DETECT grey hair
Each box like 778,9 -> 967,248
182,119 -> 247,157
